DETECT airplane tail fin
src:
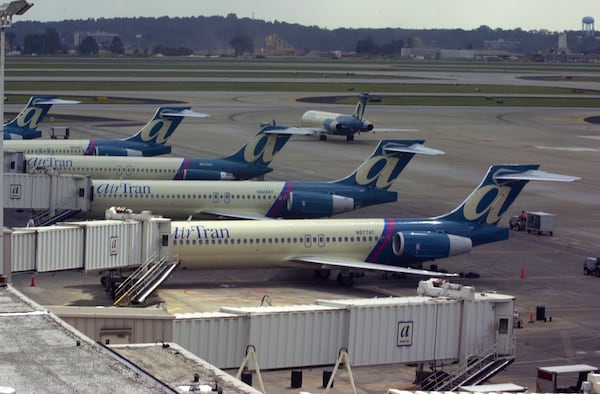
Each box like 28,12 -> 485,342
353,92 -> 369,120
124,107 -> 209,145
437,164 -> 580,227
224,124 -> 313,167
4,96 -> 79,139
334,139 -> 444,190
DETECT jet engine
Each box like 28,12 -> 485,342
392,231 -> 472,260
361,120 -> 374,132
182,169 -> 236,180
285,192 -> 354,218
322,119 -> 342,131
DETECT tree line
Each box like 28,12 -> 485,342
8,14 -> 600,57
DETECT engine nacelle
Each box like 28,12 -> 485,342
322,119 -> 342,132
392,231 -> 472,261
183,169 -> 236,180
285,192 -> 354,218
93,146 -> 142,156
361,121 -> 374,131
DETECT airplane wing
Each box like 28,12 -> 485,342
289,255 -> 458,277
263,127 -> 315,135
372,127 -> 419,133
161,109 -> 210,118
192,208 -> 273,220
495,169 -> 581,182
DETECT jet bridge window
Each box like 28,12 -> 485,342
498,318 -> 509,334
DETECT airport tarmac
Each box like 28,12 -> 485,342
8,83 -> 600,392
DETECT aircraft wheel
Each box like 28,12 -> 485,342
314,269 -> 331,279
319,134 -> 327,141
336,272 -> 355,287
346,135 -> 354,142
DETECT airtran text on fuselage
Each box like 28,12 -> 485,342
95,182 -> 151,195
27,157 -> 74,169
172,225 -> 231,240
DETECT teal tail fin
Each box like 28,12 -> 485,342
437,164 -> 580,226
124,107 -> 209,144
334,139 -> 444,190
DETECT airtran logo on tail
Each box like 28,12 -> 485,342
462,183 -> 512,225
243,133 -> 280,164
16,107 -> 45,129
353,155 -> 401,189
138,111 -> 180,144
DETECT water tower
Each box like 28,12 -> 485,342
582,16 -> 595,36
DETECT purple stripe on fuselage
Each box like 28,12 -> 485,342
266,182 -> 294,217
84,140 -> 97,155
366,218 -> 394,263
174,158 -> 192,180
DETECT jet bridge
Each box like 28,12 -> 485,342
4,151 -> 92,226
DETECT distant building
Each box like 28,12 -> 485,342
558,32 -> 568,53
484,39 -> 520,52
74,31 -> 120,48
264,34 -> 295,56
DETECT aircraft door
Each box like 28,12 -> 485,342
495,314 -> 513,356
304,234 -> 312,248
318,234 -> 325,247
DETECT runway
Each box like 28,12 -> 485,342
8,78 -> 600,391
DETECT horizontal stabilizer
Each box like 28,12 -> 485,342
263,127 -> 315,135
383,142 -> 445,156
34,98 -> 81,105
161,109 -> 210,118
495,169 -> 581,182
291,255 -> 458,277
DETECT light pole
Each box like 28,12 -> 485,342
0,1 -> 33,281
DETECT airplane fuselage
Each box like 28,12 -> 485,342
301,110 -> 373,136
25,154 -> 271,180
5,139 -> 171,156
88,179 -> 397,219
171,218 -> 505,270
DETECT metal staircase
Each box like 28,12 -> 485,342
29,209 -> 81,226
420,344 -> 515,391
112,257 -> 179,307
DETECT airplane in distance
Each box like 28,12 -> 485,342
84,139 -> 444,220
170,164 -> 580,285
4,106 -> 208,156
300,92 -> 416,142
24,125 -> 311,181
4,95 -> 80,140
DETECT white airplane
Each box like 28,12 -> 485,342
169,164 -> 579,285
24,124 -> 310,181
5,106 -> 208,156
83,139 -> 443,220
300,92 -> 417,141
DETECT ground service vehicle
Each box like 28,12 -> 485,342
583,257 -> 600,276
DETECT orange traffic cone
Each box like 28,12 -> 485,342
30,274 -> 35,287
529,307 -> 535,323
520,266 -> 526,279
